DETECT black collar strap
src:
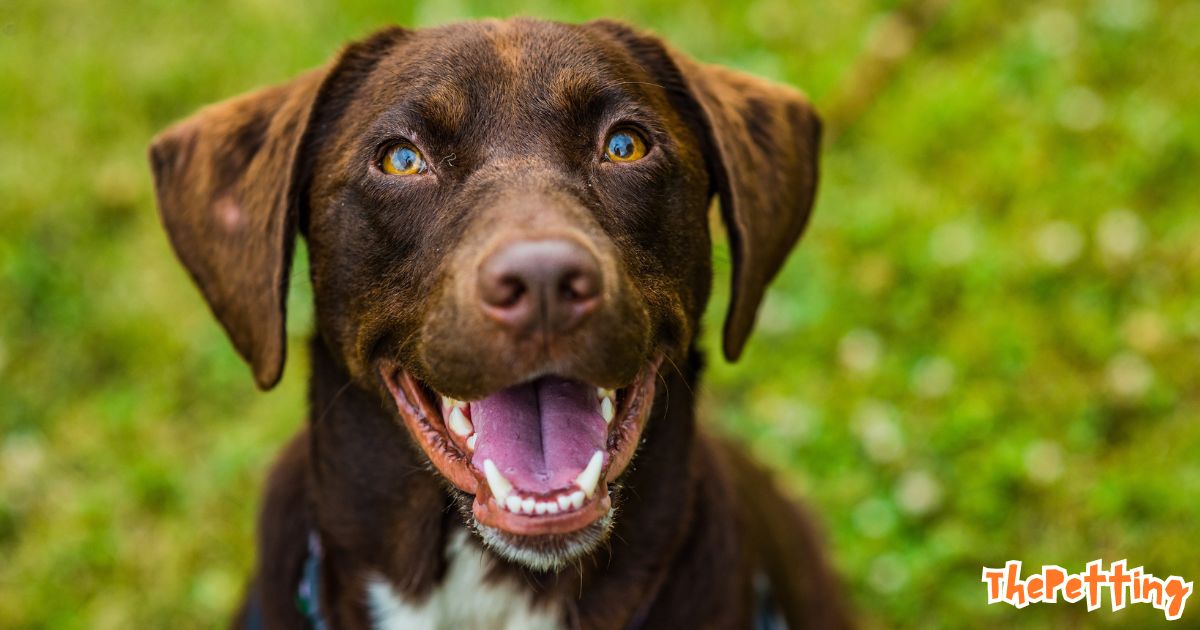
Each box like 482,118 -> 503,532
296,532 -> 328,630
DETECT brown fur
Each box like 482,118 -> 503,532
150,18 -> 852,629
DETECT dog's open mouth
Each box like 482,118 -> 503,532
381,356 -> 662,537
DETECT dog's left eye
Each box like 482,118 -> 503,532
381,143 -> 427,175
604,129 -> 648,162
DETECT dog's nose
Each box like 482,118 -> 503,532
478,239 -> 602,334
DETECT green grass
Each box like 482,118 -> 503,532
1,0 -> 1197,627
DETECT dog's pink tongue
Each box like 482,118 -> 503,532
469,377 -> 606,494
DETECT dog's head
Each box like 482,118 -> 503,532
149,19 -> 819,570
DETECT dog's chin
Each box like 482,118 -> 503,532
380,355 -> 662,572
450,489 -> 618,572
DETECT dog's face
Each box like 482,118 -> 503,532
149,19 -> 819,570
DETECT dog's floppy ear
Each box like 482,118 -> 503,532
590,21 -> 822,361
148,27 -> 405,389
676,59 -> 822,362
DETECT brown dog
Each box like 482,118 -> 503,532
149,18 -> 852,629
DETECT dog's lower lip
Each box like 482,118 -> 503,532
381,357 -> 662,536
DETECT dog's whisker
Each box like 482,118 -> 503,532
313,378 -> 354,427
602,80 -> 666,90
662,352 -> 694,397
655,368 -> 672,422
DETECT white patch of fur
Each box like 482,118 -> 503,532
366,530 -> 563,630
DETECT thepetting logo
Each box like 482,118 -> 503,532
982,560 -> 1192,621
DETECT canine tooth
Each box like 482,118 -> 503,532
575,451 -> 604,498
505,494 -> 522,513
483,460 -> 512,502
557,495 -> 572,511
600,396 -> 615,424
442,396 -> 465,409
521,497 -> 536,514
466,434 -> 477,450
448,406 -> 473,437
569,490 -> 585,510
597,387 -> 614,399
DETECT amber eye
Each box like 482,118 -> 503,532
604,129 -> 648,162
382,143 -> 427,175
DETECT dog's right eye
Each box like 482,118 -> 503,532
381,143 -> 427,176
604,129 -> 648,162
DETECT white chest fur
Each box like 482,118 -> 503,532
366,530 -> 563,630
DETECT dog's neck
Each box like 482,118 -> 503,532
303,336 -> 704,627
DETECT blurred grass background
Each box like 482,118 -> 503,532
1,0 -> 1197,627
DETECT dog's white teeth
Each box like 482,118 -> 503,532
466,434 -> 477,451
447,406 -> 473,437
483,460 -> 513,503
442,396 -> 466,409
574,451 -> 604,498
597,388 -> 616,424
495,493 -> 578,515
600,396 -> 615,424
490,457 -> 601,514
